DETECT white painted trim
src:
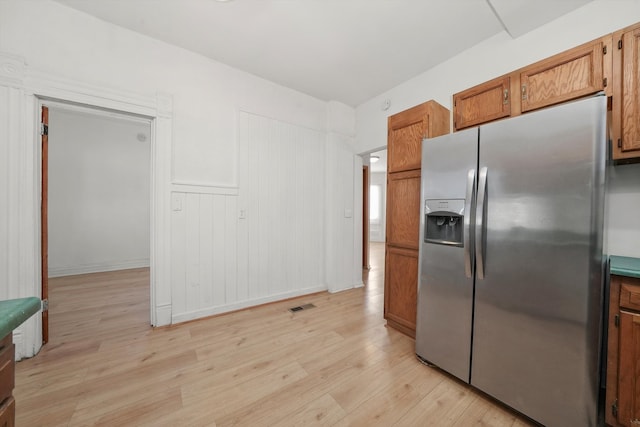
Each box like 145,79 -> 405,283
155,304 -> 172,326
26,69 -> 158,117
171,182 -> 239,195
353,153 -> 364,289
43,100 -> 152,125
48,260 -> 151,278
0,51 -> 174,360
0,53 -> 26,87
171,286 -> 328,324
328,282 -> 363,293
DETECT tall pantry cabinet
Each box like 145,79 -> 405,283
384,101 -> 449,337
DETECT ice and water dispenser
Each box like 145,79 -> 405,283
424,199 -> 465,247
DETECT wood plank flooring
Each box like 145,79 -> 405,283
15,243 -> 534,426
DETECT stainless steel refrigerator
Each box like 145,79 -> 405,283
416,94 -> 607,427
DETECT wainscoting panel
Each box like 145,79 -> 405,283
171,192 -> 240,321
242,112 -> 326,301
0,86 -> 10,301
171,112 -> 327,323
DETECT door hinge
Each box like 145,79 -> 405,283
615,313 -> 620,327
40,123 -> 48,136
618,138 -> 622,148
42,299 -> 49,312
603,77 -> 608,87
603,45 -> 607,55
618,39 -> 623,50
613,399 -> 618,417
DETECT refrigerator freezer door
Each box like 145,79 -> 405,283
416,128 -> 478,382
471,95 -> 606,427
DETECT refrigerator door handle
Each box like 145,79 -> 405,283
464,169 -> 476,278
476,167 -> 488,279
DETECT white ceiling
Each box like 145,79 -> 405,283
53,0 -> 592,107
369,150 -> 387,173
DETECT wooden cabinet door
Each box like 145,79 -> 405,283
387,107 -> 427,173
0,397 -> 15,427
613,25 -> 640,161
453,75 -> 511,131
384,246 -> 418,336
619,309 -> 640,426
520,41 -> 604,113
387,101 -> 450,172
607,275 -> 623,427
386,170 -> 421,250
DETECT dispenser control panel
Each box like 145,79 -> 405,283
424,199 -> 465,247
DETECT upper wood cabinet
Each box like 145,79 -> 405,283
520,41 -> 604,113
612,23 -> 640,162
387,101 -> 450,173
454,75 -> 511,130
453,36 -> 611,131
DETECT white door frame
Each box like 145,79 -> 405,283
0,52 -> 173,359
42,99 -> 154,318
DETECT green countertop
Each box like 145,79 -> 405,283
610,255 -> 640,279
0,297 -> 41,339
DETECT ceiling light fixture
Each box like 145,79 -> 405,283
370,155 -> 380,163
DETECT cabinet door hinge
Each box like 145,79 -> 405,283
615,313 -> 620,327
618,39 -> 623,50
613,399 -> 618,417
603,77 -> 608,87
618,138 -> 622,149
603,45 -> 607,55
42,299 -> 49,312
40,123 -> 48,136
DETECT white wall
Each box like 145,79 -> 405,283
369,172 -> 387,243
48,107 -> 151,277
325,101 -> 362,292
0,0 -> 362,354
607,163 -> 640,257
355,0 -> 640,258
0,0 -> 329,188
170,112 -> 328,323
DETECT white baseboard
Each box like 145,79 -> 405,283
171,285 -> 328,324
328,281 -> 363,293
48,259 -> 150,278
154,304 -> 172,327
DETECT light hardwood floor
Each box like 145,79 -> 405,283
15,243 -> 534,426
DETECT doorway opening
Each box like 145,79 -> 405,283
363,149 -> 387,294
41,101 -> 152,345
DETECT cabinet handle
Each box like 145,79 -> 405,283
503,89 -> 509,104
521,84 -> 527,101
